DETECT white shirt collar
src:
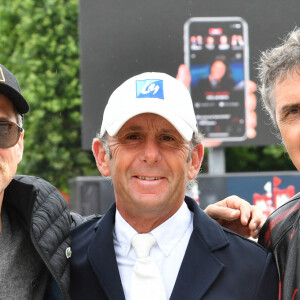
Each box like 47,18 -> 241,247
114,201 -> 193,257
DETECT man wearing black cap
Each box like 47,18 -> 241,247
0,64 -> 71,300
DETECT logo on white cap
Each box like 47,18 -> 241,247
136,79 -> 164,99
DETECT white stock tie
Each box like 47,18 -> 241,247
131,233 -> 167,300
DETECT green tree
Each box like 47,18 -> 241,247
0,0 -> 98,192
226,144 -> 296,172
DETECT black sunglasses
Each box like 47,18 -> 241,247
0,121 -> 23,148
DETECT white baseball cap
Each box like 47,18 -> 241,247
100,72 -> 197,141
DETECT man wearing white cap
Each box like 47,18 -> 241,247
70,72 -> 278,299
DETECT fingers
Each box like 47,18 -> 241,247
220,195 -> 252,226
225,196 -> 266,238
176,64 -> 191,88
246,110 -> 257,139
248,206 -> 267,238
245,91 -> 257,111
205,195 -> 266,239
248,80 -> 257,93
205,204 -> 241,221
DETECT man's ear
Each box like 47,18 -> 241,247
187,143 -> 204,180
92,138 -> 111,177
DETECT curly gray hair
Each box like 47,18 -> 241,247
258,28 -> 300,128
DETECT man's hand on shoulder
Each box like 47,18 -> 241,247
204,195 -> 266,239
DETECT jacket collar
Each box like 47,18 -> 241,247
3,175 -> 37,231
186,196 -> 229,251
89,202 -> 126,299
170,197 -> 229,300
89,196 -> 229,299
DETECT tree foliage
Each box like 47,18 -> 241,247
226,144 -> 296,172
0,0 -> 98,192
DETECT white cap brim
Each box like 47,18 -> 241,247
103,101 -> 194,141
100,72 -> 197,141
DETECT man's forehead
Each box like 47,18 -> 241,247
0,94 -> 17,120
0,93 -> 14,105
118,113 -> 179,133
275,72 -> 300,105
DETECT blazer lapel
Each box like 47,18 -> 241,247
85,197 -> 229,300
170,197 -> 229,300
88,203 -> 126,300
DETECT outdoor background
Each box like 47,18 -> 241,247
0,0 -> 295,194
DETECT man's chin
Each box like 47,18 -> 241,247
0,162 -> 14,192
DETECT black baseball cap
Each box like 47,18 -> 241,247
0,64 -> 29,114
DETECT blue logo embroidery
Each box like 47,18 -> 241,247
136,79 -> 164,99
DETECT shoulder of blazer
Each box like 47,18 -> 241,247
71,212 -> 103,229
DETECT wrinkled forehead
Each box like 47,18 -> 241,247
117,113 -> 181,135
273,65 -> 300,89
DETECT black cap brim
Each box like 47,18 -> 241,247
0,82 -> 30,114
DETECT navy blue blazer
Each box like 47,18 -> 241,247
70,197 -> 278,299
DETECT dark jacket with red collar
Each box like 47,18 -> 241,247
259,194 -> 300,300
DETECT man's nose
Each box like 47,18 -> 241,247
140,138 -> 161,163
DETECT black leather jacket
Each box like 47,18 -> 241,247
259,194 -> 300,300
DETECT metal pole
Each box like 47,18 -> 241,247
208,147 -> 226,174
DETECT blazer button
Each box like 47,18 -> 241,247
31,279 -> 37,288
